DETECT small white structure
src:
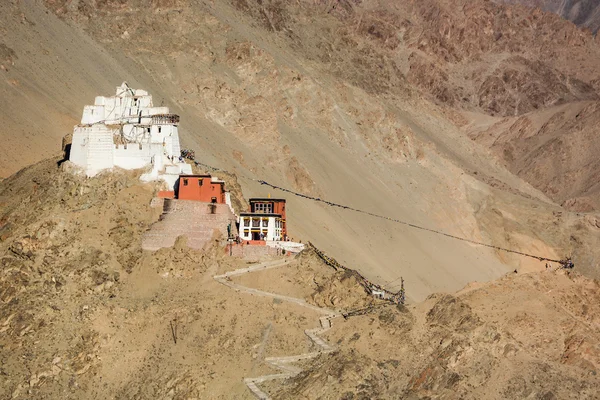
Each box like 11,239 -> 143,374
265,241 -> 305,254
69,82 -> 191,188
238,212 -> 284,242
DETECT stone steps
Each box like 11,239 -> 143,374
213,259 -> 340,400
142,199 -> 237,251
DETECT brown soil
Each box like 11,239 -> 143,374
495,0 -> 600,34
0,161 -> 349,399
2,161 -> 599,399
273,270 -> 600,399
3,1 -> 600,396
3,0 -> 600,303
467,101 -> 600,211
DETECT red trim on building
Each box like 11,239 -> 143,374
158,190 -> 175,199
246,240 -> 266,245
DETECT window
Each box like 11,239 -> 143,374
183,179 -> 188,186
262,219 -> 268,227
253,202 -> 273,213
243,218 -> 250,227
158,126 -> 162,133
198,179 -> 202,186
244,229 -> 249,238
252,219 -> 260,228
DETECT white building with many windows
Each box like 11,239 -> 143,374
68,82 -> 191,188
238,212 -> 283,242
235,197 -> 304,252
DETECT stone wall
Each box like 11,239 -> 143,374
113,144 -> 153,170
142,200 -> 237,251
83,126 -> 115,176
226,243 -> 284,260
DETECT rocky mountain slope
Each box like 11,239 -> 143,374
496,0 -> 600,33
2,0 -> 600,296
0,160 -> 355,399
273,269 -> 600,399
3,0 -> 600,398
1,161 -> 599,399
466,100 -> 600,211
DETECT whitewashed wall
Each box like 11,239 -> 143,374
70,127 -> 90,168
113,144 -> 153,170
70,82 -> 185,180
237,215 -> 282,241
84,126 -> 116,176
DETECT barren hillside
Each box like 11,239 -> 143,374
496,0 -> 600,33
1,161 -> 599,399
2,0 -> 600,296
466,101 -> 600,211
273,268 -> 600,399
3,0 -> 600,398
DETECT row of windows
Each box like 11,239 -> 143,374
243,218 -> 266,227
241,229 -> 282,240
182,178 -> 204,186
253,202 -> 273,213
243,218 -> 282,228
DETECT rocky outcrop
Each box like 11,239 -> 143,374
274,271 -> 600,399
495,0 -> 600,33
469,101 -> 600,211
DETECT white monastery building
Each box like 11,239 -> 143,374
69,82 -> 191,188
238,198 -> 286,242
237,197 -> 305,253
238,212 -> 284,242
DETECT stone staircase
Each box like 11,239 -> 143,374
142,199 -> 237,251
213,259 -> 339,399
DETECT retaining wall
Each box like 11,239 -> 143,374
142,200 -> 237,251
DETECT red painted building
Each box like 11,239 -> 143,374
177,174 -> 226,203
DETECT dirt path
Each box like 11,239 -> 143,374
213,259 -> 340,399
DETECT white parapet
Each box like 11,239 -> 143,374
69,81 -> 189,190
265,241 -> 305,254
224,192 -> 236,215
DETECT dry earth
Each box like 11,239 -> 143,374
2,0 -> 600,302
272,269 -> 600,399
0,160 -> 360,399
2,1 -> 600,397
465,101 -> 600,212
1,161 -> 600,399
495,0 -> 600,33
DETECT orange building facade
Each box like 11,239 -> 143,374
177,174 -> 226,203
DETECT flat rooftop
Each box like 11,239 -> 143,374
240,212 -> 282,217
249,198 -> 286,202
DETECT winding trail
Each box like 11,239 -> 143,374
213,259 -> 340,399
